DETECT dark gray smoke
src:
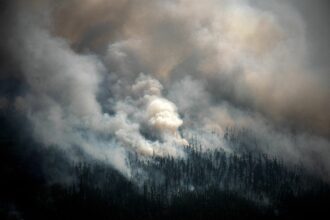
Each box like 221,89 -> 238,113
1,0 -> 329,179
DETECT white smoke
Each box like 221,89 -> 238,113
3,0 -> 329,180
6,7 -> 188,177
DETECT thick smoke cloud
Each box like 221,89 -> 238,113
51,0 -> 329,136
1,0 -> 329,179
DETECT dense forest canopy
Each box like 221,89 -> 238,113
1,115 -> 329,219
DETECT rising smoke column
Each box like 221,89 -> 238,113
3,1 -> 188,177
1,0 -> 329,180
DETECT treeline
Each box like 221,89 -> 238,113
14,144 -> 326,220
131,146 -> 323,205
0,117 -> 329,219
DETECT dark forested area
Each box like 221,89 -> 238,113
1,115 -> 329,220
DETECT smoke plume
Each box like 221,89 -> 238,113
1,0 -> 329,180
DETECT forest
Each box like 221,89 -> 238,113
1,116 -> 329,220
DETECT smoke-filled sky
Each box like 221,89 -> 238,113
0,0 -> 329,179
